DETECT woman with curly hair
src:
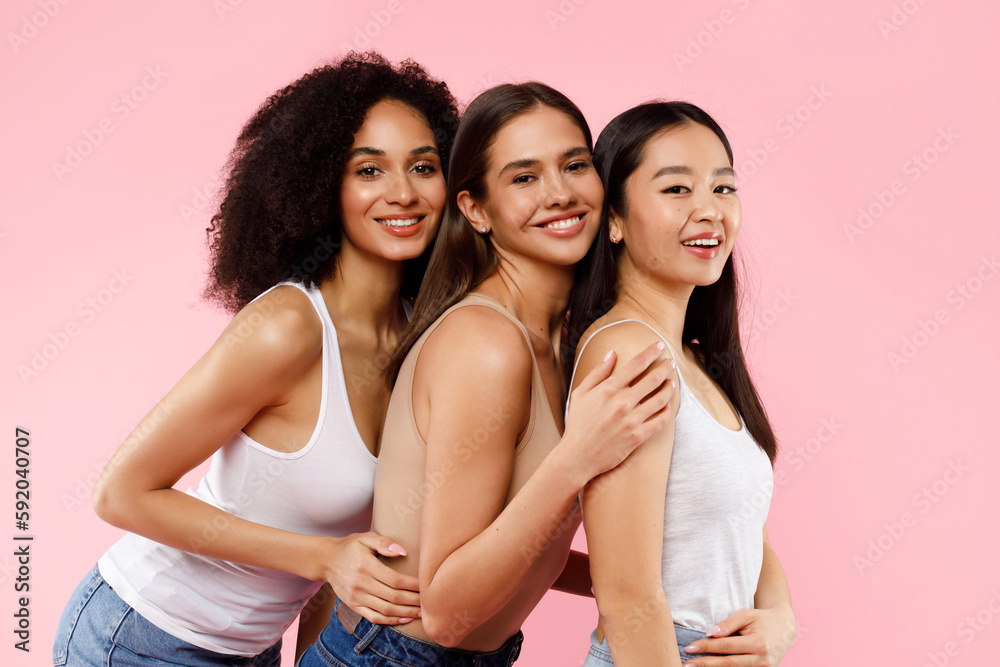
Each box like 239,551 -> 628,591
53,53 -> 459,667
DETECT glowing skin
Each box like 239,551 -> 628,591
611,122 -> 740,296
461,105 -> 604,270
340,99 -> 446,261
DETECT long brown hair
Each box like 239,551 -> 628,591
385,82 -> 593,384
565,102 -> 777,463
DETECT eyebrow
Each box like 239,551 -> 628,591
347,145 -> 439,160
652,165 -> 736,179
497,146 -> 591,177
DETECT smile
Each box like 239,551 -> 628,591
541,215 -> 581,230
376,216 -> 422,228
681,238 -> 720,247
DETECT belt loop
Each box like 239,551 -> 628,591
353,621 -> 382,654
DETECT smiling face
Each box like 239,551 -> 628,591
339,99 -> 446,263
459,105 -> 604,269
613,122 -> 740,289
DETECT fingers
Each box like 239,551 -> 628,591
685,634 -> 759,657
574,349 -> 618,393
614,341 -> 668,389
351,602 -> 422,626
356,531 -> 408,558
709,609 -> 755,636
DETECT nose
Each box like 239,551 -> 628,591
692,187 -> 723,223
387,172 -> 417,206
543,172 -> 575,208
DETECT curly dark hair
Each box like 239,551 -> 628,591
205,52 -> 460,312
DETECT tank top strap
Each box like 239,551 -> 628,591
569,319 -> 684,408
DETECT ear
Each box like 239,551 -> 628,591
457,190 -> 490,234
608,211 -> 624,244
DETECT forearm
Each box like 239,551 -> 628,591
599,590 -> 682,667
754,539 -> 793,616
95,484 -> 329,581
422,448 -> 583,639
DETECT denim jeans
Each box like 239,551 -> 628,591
298,598 -> 523,667
580,626 -> 716,665
53,565 -> 282,666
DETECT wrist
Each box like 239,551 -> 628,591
544,438 -> 591,495
302,534 -> 341,583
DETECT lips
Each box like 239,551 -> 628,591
375,214 -> 426,237
533,211 -> 588,237
680,231 -> 723,258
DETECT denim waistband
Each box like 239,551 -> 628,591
333,599 -> 522,666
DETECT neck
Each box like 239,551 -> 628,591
319,242 -> 406,342
614,256 -> 694,352
477,253 -> 575,350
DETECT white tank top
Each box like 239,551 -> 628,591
99,282 -> 379,655
571,320 -> 773,632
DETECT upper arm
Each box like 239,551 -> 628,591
578,323 -> 677,606
413,307 -> 533,592
94,286 -> 323,514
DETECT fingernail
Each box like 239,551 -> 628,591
603,350 -> 614,362
399,617 -> 414,623
684,644 -> 699,653
670,358 -> 677,369
388,543 -> 407,556
417,609 -> 422,618
683,662 -> 695,667
656,341 -> 665,351
708,625 -> 721,636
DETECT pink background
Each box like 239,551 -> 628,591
3,1 -> 999,665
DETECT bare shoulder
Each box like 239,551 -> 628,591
420,303 -> 533,389
214,284 -> 323,374
573,317 -> 670,388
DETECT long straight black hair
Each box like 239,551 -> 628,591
385,82 -> 593,384
565,101 -> 777,463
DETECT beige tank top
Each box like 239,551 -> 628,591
371,293 -> 574,651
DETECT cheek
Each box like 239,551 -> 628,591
340,183 -> 378,220
423,178 -> 447,215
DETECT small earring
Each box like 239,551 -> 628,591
610,234 -> 620,244
480,226 -> 488,233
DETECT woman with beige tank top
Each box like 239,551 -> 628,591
297,83 -> 678,667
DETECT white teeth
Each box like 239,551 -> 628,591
377,217 -> 420,227
542,215 -> 581,230
682,238 -> 720,246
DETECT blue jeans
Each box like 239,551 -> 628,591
53,565 -> 282,666
298,598 -> 523,666
580,626 -> 716,665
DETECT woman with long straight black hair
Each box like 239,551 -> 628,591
567,101 -> 795,667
